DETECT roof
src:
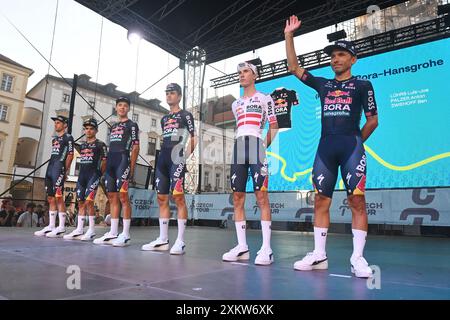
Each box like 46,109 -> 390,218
29,74 -> 169,115
0,53 -> 33,74
74,0 -> 407,64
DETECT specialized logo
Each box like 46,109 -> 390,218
231,173 -> 237,184
317,174 -> 325,186
346,173 -> 352,187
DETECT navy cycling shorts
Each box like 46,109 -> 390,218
45,161 -> 65,198
155,149 -> 186,195
312,135 -> 367,198
76,170 -> 101,201
104,152 -> 130,193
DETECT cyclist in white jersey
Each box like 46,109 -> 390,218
222,62 -> 279,266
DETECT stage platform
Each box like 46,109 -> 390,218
0,226 -> 449,300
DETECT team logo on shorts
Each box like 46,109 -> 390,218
353,175 -> 366,195
173,178 -> 184,196
260,176 -> 269,192
87,190 -> 96,201
120,181 -> 129,193
55,187 -> 63,198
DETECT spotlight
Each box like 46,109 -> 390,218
437,4 -> 450,15
127,28 -> 142,45
326,29 -> 347,42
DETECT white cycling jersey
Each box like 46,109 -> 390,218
231,91 -> 277,139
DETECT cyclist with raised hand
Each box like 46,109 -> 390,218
285,15 -> 379,278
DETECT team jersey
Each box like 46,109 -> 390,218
50,133 -> 74,164
300,70 -> 378,136
160,110 -> 195,150
78,139 -> 107,172
270,88 -> 299,129
231,91 -> 277,139
108,120 -> 140,153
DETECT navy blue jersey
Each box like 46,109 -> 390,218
50,133 -> 74,165
108,120 -> 139,153
78,139 -> 107,172
161,110 -> 195,149
300,70 -> 378,136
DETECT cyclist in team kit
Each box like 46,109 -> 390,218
285,15 -> 379,278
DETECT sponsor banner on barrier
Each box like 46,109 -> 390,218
389,188 -> 450,226
128,188 -> 450,226
330,191 -> 387,224
128,189 -> 157,218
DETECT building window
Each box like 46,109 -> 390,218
132,113 -> 139,123
0,105 -> 8,121
147,137 -> 156,156
152,119 -> 156,127
215,173 -> 221,190
204,171 -> 210,186
1,74 -> 13,92
62,93 -> 70,103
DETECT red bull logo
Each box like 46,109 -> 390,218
353,175 -> 366,195
173,178 -> 184,195
327,90 -> 351,97
324,97 -> 353,105
275,98 -> 286,105
120,181 -> 129,193
55,187 -> 63,198
260,176 -> 269,192
87,190 -> 96,201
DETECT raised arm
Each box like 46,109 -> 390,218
285,15 -> 305,80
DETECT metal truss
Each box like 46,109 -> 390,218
205,0 -> 405,62
211,16 -> 450,88
148,0 -> 188,21
184,47 -> 207,194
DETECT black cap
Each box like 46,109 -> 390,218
165,83 -> 182,95
324,40 -> 357,57
51,115 -> 69,124
83,118 -> 98,129
116,96 -> 130,106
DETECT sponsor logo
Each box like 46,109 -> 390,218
173,178 -> 184,195
317,174 -> 325,186
327,90 -> 351,97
